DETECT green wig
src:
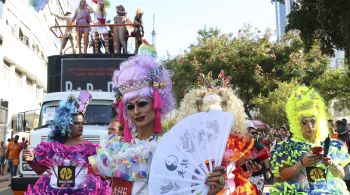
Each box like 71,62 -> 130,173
285,86 -> 328,143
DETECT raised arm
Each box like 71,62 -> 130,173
87,4 -> 94,13
23,149 -> 48,175
71,9 -> 78,23
51,13 -> 69,21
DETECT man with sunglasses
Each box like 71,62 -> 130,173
270,86 -> 349,194
246,121 -> 271,193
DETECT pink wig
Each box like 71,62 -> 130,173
112,55 -> 175,141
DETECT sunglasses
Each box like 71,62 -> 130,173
127,99 -> 150,111
249,131 -> 257,135
72,121 -> 84,126
301,117 -> 316,126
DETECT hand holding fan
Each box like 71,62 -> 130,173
149,111 -> 234,194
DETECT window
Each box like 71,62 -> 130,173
15,72 -> 22,89
2,62 -> 10,80
2,62 -> 10,91
26,78 -> 33,96
0,107 -> 8,124
36,87 -> 41,99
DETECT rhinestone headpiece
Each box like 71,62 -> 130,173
113,66 -> 167,98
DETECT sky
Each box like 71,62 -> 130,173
85,0 -> 277,58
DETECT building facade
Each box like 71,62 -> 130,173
0,0 -> 71,142
274,0 -> 293,40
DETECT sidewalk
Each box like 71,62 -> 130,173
0,173 -> 11,182
0,172 -> 12,194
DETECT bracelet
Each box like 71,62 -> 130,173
300,159 -> 306,167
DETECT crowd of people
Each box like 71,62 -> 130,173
52,0 -> 144,55
0,136 -> 29,177
2,54 -> 348,194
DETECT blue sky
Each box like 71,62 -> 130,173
103,0 -> 276,58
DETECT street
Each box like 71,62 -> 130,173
0,173 -> 13,195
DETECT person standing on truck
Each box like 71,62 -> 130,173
92,0 -> 110,54
6,135 -> 21,177
23,91 -> 111,194
91,55 -> 225,195
71,0 -> 93,54
133,8 -> 144,54
51,11 -> 76,55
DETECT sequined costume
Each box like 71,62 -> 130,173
25,141 -> 110,195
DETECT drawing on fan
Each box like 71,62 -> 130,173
180,159 -> 189,168
177,169 -> 186,178
180,131 -> 195,153
165,155 -> 178,171
197,129 -> 206,147
160,180 -> 180,194
205,120 -> 219,140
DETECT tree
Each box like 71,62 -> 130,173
312,67 -> 350,108
251,80 -> 298,127
165,26 -> 329,118
272,0 -> 350,62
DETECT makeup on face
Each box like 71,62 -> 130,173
72,121 -> 84,126
127,99 -> 150,111
301,116 -> 316,126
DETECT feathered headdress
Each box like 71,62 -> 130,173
48,90 -> 92,143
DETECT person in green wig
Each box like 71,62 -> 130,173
270,86 -> 350,194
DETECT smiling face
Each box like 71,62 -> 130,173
300,116 -> 316,141
70,114 -> 84,138
126,97 -> 155,130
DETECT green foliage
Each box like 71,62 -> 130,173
252,80 -> 298,127
274,0 -> 350,62
312,67 -> 350,108
165,26 -> 329,118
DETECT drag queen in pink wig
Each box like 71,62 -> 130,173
91,55 -> 225,195
114,55 -> 175,142
91,55 -> 175,194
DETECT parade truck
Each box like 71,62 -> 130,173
11,54 -> 133,194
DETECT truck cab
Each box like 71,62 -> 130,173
12,91 -> 115,193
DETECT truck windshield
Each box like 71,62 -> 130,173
38,100 -> 114,127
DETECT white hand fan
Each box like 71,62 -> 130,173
149,111 -> 234,194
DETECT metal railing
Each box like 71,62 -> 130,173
50,23 -> 137,39
49,23 -> 142,54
